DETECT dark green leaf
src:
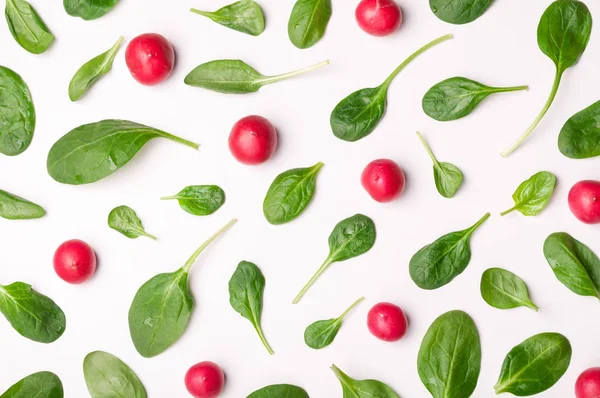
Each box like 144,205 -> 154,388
410,213 -> 489,290
108,205 -> 156,240
480,268 -> 538,311
418,310 -> 481,398
501,171 -> 556,216
559,99 -> 600,159
304,296 -> 364,349
5,0 -> 54,54
494,333 -> 572,396
47,120 -> 199,185
191,0 -> 265,36
429,0 -> 494,25
1,371 -> 63,398
162,185 -> 225,216
0,189 -> 45,220
83,351 -> 147,398
0,282 -> 66,343
63,0 -> 119,20
416,131 -> 463,198
247,384 -> 309,398
288,0 -> 332,49
229,261 -> 274,355
0,65 -> 35,156
331,364 -> 400,398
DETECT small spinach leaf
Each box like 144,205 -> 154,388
5,0 -> 54,54
559,99 -> 600,159
1,371 -> 63,398
331,34 -> 452,142
83,351 -> 147,398
480,268 -> 538,311
128,219 -> 236,357
108,205 -> 156,240
304,296 -> 364,349
190,0 -> 265,36
293,214 -> 375,303
410,213 -> 489,290
0,189 -> 45,220
288,0 -> 332,49
429,0 -> 494,25
331,364 -> 400,398
0,65 -> 35,156
501,171 -> 556,216
494,333 -> 572,396
229,261 -> 274,355
247,384 -> 309,398
63,0 -> 119,20
417,310 -> 481,398
416,131 -> 463,198
162,185 -> 225,216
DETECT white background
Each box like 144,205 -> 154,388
1,0 -> 600,397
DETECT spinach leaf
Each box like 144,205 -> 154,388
184,59 -> 329,94
128,219 -> 236,357
501,171 -> 556,216
304,296 -> 364,349
191,0 -> 265,36
1,371 -> 63,398
108,205 -> 156,240
5,0 -> 54,54
293,214 -> 375,303
162,185 -> 225,216
288,0 -> 332,49
229,261 -> 274,355
480,268 -> 538,311
0,282 -> 66,343
331,364 -> 400,398
0,189 -> 45,220
544,232 -> 600,300
247,384 -> 309,398
263,162 -> 323,225
69,36 -> 123,101
63,0 -> 119,20
494,333 -> 572,396
410,213 -> 489,290
417,310 -> 481,398
502,0 -> 592,157
331,34 -> 452,142
0,65 -> 35,156
559,99 -> 600,159
83,351 -> 147,398
416,131 -> 463,198
422,77 -> 528,121
429,0 -> 494,25
47,120 -> 199,185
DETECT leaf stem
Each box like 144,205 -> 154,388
254,325 -> 274,355
500,206 -> 517,216
292,258 -> 333,304
466,213 -> 490,235
160,196 -> 178,200
182,218 -> 237,273
338,297 -> 365,321
189,8 -> 213,17
141,231 -> 158,241
109,36 -> 125,55
261,60 -> 330,85
490,85 -> 529,93
525,300 -> 539,312
157,131 -> 200,150
416,131 -> 440,168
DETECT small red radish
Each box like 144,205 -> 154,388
367,302 -> 407,342
53,239 -> 96,284
576,368 -> 600,398
125,33 -> 174,85
361,159 -> 405,202
568,180 -> 600,224
356,0 -> 403,37
185,361 -> 225,398
229,115 -> 278,165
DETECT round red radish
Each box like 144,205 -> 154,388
576,367 -> 600,398
361,159 -> 405,202
356,0 -> 402,37
125,33 -> 175,85
229,115 -> 278,165
53,239 -> 96,284
367,302 -> 408,342
568,180 -> 600,224
185,361 -> 224,398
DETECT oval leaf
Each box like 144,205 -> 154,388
5,0 -> 54,54
0,189 -> 45,220
331,364 -> 400,398
162,185 -> 225,216
480,268 -> 538,311
417,132 -> 463,198
83,351 -> 147,398
501,171 -> 556,216
559,99 -> 600,159
108,205 -> 156,240
63,0 -> 119,20
247,384 -> 309,398
288,0 -> 332,49
191,0 -> 265,36
304,297 -> 364,349
429,0 -> 494,24
1,371 -> 63,398
0,66 -> 35,156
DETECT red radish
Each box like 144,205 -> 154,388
361,159 -> 405,202
229,115 -> 278,165
356,0 -> 402,37
367,302 -> 408,342
53,239 -> 96,284
568,180 -> 600,224
576,368 -> 600,398
125,33 -> 175,85
185,361 -> 225,398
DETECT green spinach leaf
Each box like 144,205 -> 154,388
184,59 -> 329,94
481,268 -> 538,311
83,351 -> 147,398
410,213 -> 489,290
247,384 -> 309,398
128,219 -> 236,357
162,185 -> 225,216
429,0 -> 494,24
108,205 -> 156,240
263,162 -> 323,225
191,0 -> 264,36
293,214 -> 376,303
1,371 -> 63,398
47,120 -> 199,185
422,77 -> 528,121
559,99 -> 600,159
288,0 -> 332,49
5,0 -> 54,54
494,333 -> 572,396
331,34 -> 452,142
0,282 -> 66,343
331,364 -> 400,398
0,65 -> 35,156
63,0 -> 119,20
417,310 -> 481,398
304,296 -> 364,349
416,131 -> 463,198
501,171 -> 556,216
0,189 -> 45,220
502,0 -> 592,156
229,261 -> 274,355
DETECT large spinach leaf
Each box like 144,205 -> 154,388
1,371 -> 63,398
5,0 -> 54,54
0,66 -> 35,156
288,0 -> 332,49
63,0 -> 119,20
304,297 -> 364,349
480,268 -> 538,311
429,0 -> 494,24
500,171 -> 556,216
162,185 -> 225,216
247,384 -> 309,398
416,131 -> 463,198
108,205 -> 156,240
331,364 -> 400,398
559,99 -> 600,159
191,0 -> 265,36
83,351 -> 147,398
0,189 -> 45,220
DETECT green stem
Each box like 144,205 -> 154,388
189,8 -> 213,17
254,325 -> 274,355
158,131 -> 200,150
260,60 -> 330,85
109,36 -> 125,56
141,231 -> 158,241
525,300 -> 539,312
292,258 -> 333,304
182,218 -> 237,273
500,206 -> 516,216
382,34 -> 453,88
490,85 -> 529,93
160,196 -> 179,201
338,297 -> 365,321
416,131 -> 440,168
466,213 -> 490,235
501,69 -> 562,157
